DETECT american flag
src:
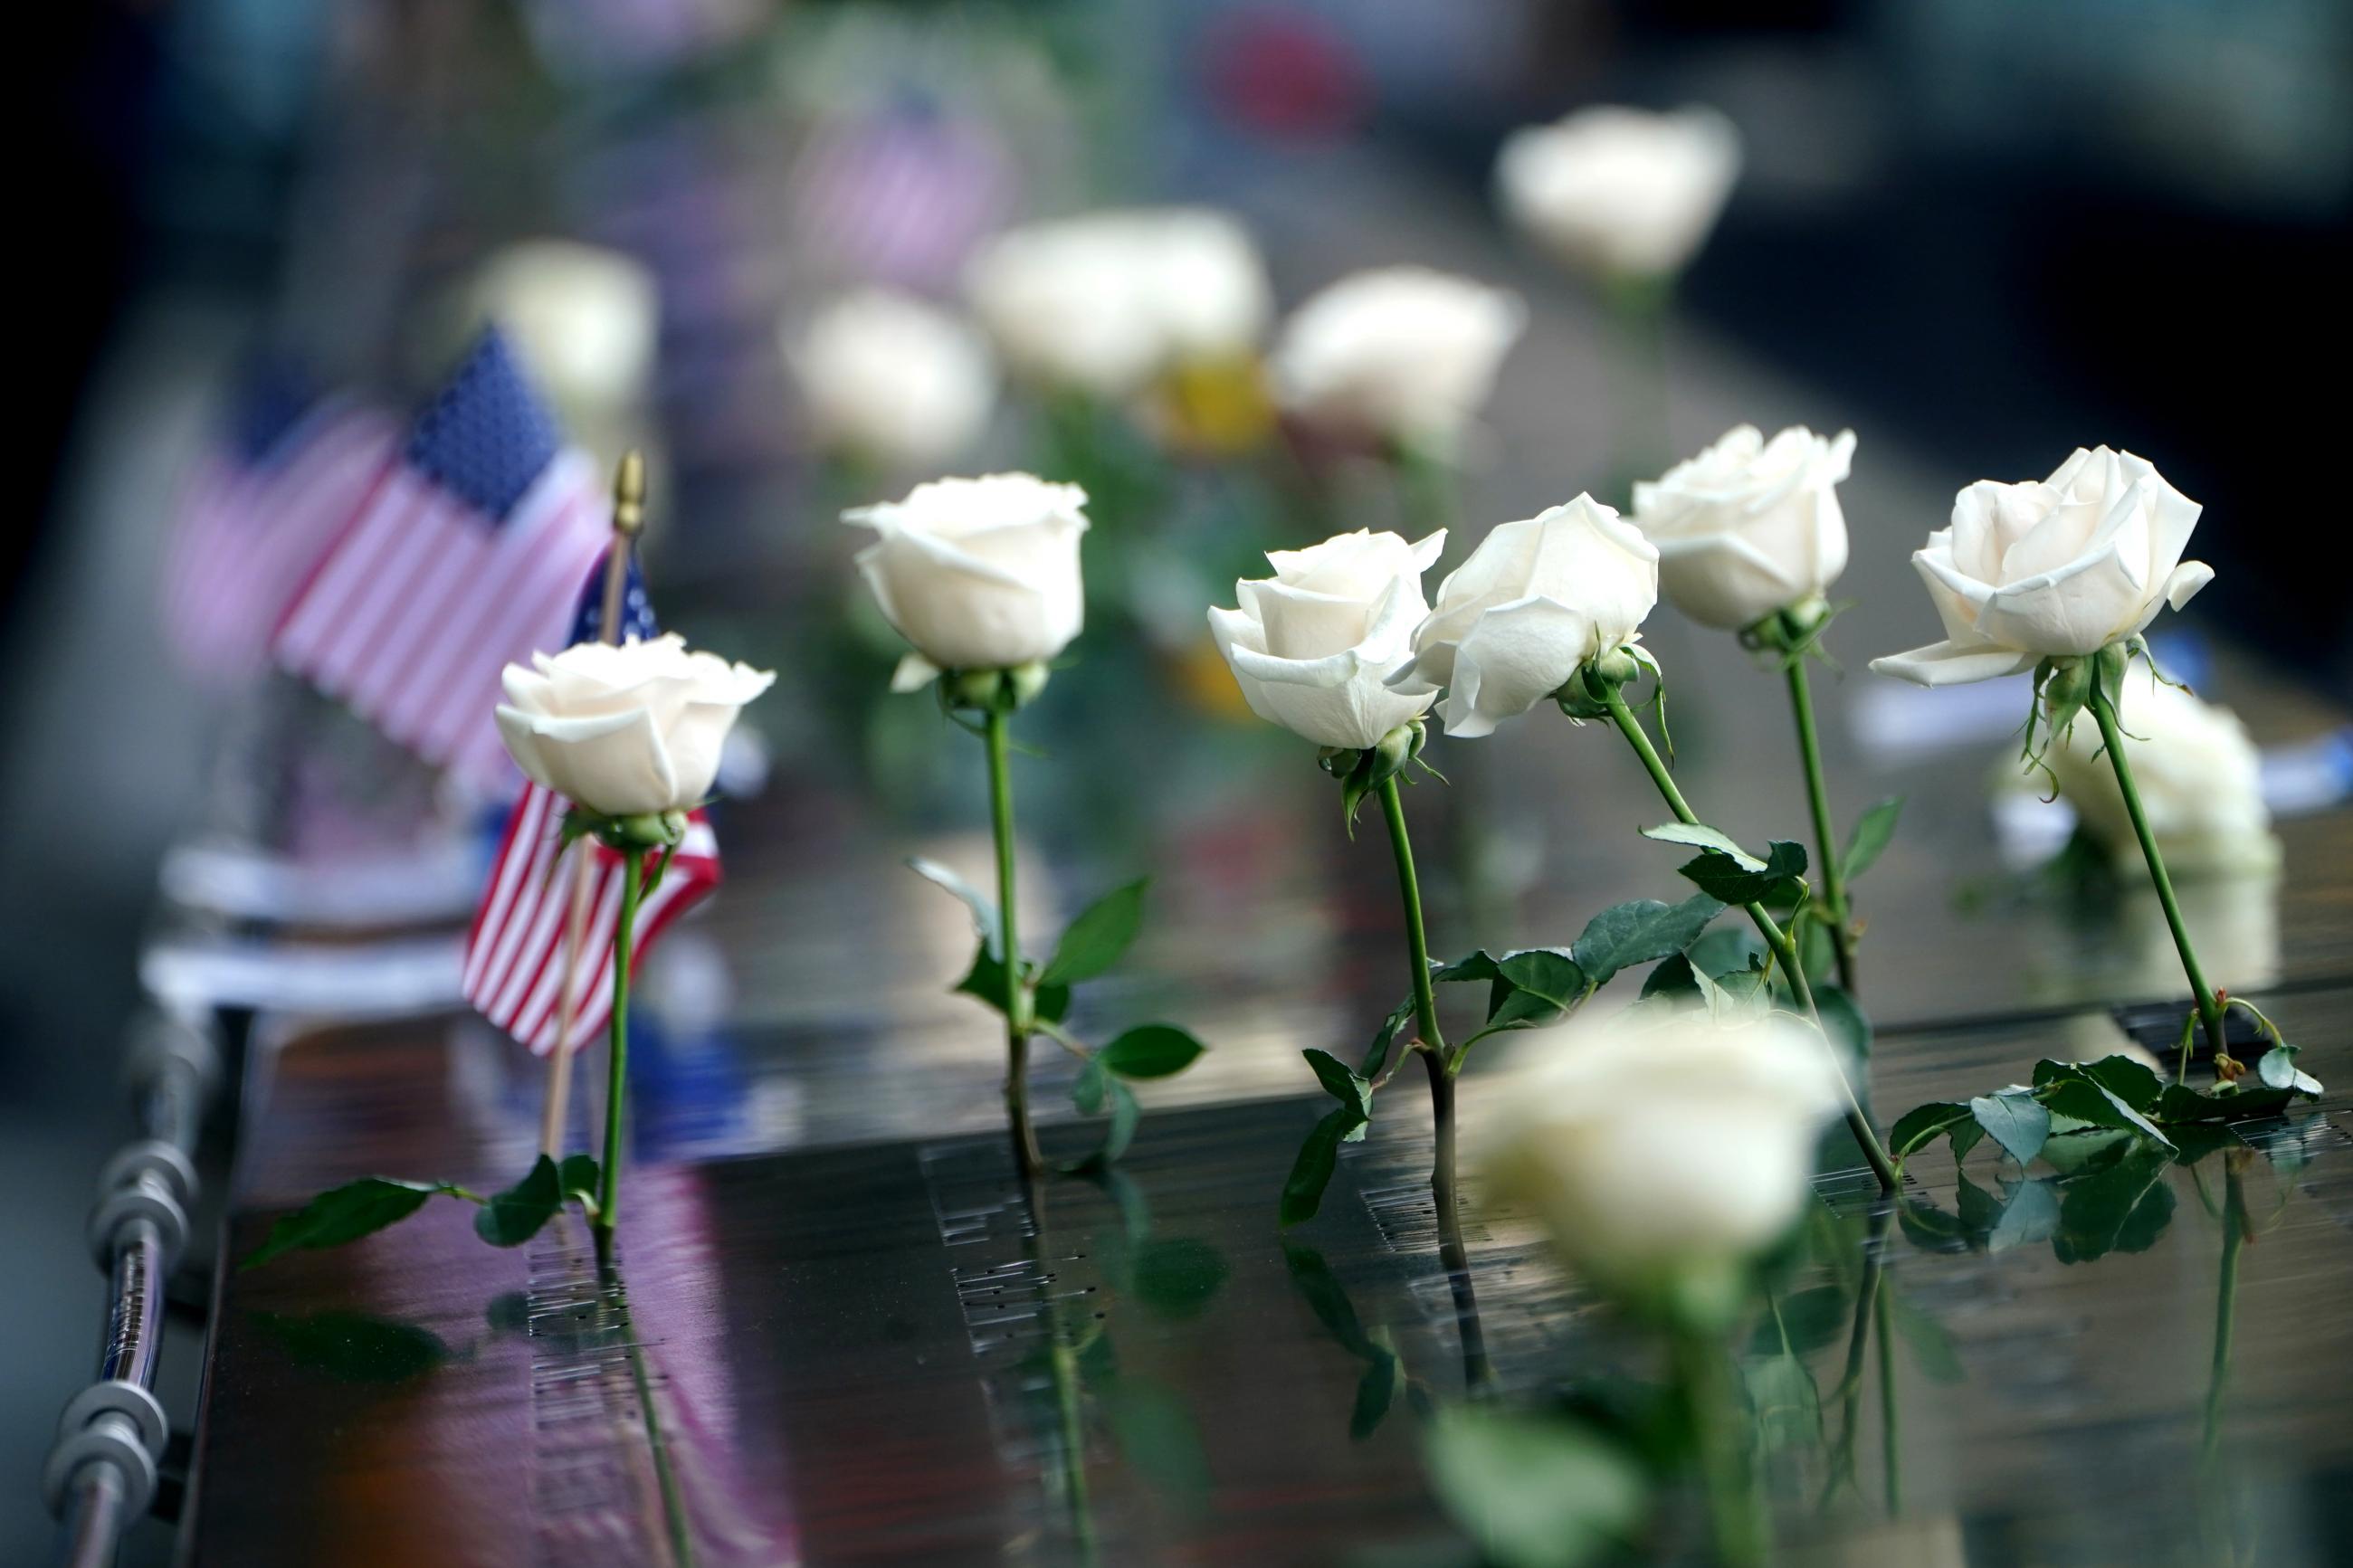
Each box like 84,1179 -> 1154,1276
461,549 -> 722,1057
161,361 -> 396,684
272,328 -> 611,787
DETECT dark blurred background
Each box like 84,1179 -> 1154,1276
6,2 -> 2348,1563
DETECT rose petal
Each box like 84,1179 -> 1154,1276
1868,640 -> 2039,688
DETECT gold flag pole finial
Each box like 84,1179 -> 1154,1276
541,451 -> 653,1157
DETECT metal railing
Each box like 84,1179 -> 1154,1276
44,1004 -> 220,1568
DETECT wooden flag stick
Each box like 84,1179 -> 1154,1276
540,451 -> 648,1157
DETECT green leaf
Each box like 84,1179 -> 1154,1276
1814,984 -> 1873,1064
2076,1053 -> 2165,1114
1567,894 -> 1725,988
907,857 -> 999,956
1131,1237 -> 1230,1320
473,1155 -> 563,1247
254,1310 -> 450,1384
1073,1058 -> 1107,1115
1640,954 -> 1700,1001
1485,949 -> 1589,1030
2053,1145 -> 2177,1263
2037,1070 -> 2174,1151
1358,995 -> 1417,1079
1748,1285 -> 1850,1360
2255,1043 -> 2322,1097
1348,1348 -> 1400,1441
1642,822 -> 1761,868
1841,795 -> 1904,882
1041,879 -> 1149,986
1067,1072 -> 1141,1170
1986,1177 -> 2060,1253
1744,1351 -> 1823,1452
2153,1083 -> 2298,1125
1889,1294 -> 1965,1383
1969,1092 -> 2053,1165
1890,1102 -> 1973,1162
1281,1243 -> 1376,1357
1429,951 -> 1502,984
557,1155 -> 599,1206
1303,1048 -> 1375,1129
1423,1407 -> 1649,1568
1280,1107 -> 1361,1228
243,1177 -> 455,1270
1099,1024 -> 1205,1079
1646,823 -> 1809,905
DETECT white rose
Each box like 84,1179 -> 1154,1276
1479,1008 -> 1844,1288
1389,495 -> 1659,737
963,208 -> 1271,398
1495,105 -> 1741,280
1632,424 -> 1855,630
465,241 -> 658,418
1871,447 -> 2215,687
1208,528 -> 1443,749
2046,677 -> 2280,875
787,289 -> 996,471
1268,267 -> 1525,454
845,472 -> 1090,670
496,634 -> 774,817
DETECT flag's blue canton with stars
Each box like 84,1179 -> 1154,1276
463,547 -> 726,1058
272,326 -> 610,785
163,354 -> 397,683
571,547 -> 658,646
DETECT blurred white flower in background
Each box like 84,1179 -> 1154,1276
1479,1006 -> 1844,1291
1632,424 -> 1855,631
1390,494 -> 1658,738
462,240 -> 659,439
2046,677 -> 2281,875
1496,105 -> 1742,280
1269,266 -> 1525,456
963,208 -> 1272,398
787,289 -> 996,471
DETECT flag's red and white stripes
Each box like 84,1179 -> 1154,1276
462,781 -> 720,1056
161,405 -> 396,682
272,451 -> 609,786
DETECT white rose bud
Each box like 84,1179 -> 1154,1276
787,289 -> 996,471
496,634 -> 774,818
1208,528 -> 1444,750
2046,677 -> 2281,876
963,208 -> 1272,398
1479,1008 -> 1844,1290
846,472 -> 1090,671
1632,424 -> 1855,631
1871,446 -> 2215,687
1389,495 -> 1659,738
1268,267 -> 1525,455
1495,105 -> 1741,280
464,241 -> 658,423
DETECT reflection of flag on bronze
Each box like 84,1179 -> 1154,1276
272,329 -> 609,785
162,364 -> 395,683
461,551 -> 720,1056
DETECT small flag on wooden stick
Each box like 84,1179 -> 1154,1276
458,453 -> 722,1152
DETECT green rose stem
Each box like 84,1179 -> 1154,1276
1669,1317 -> 1765,1568
596,1250 -> 695,1567
985,702 -> 1045,1176
1782,650 -> 1860,995
1596,682 -> 1899,1192
1375,776 -> 1481,1303
2087,663 -> 2229,1069
593,849 -> 644,1255
2201,1160 -> 2246,1474
1873,1279 -> 1900,1515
